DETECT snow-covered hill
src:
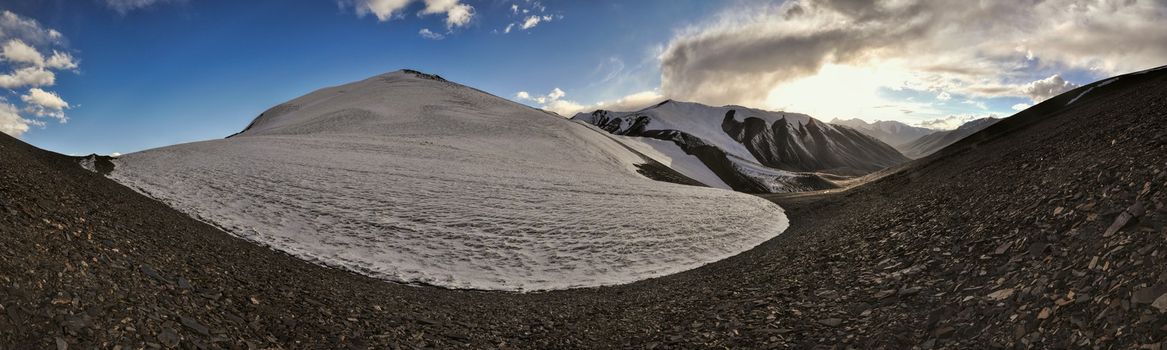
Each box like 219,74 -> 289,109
109,70 -> 789,291
829,118 -> 936,149
572,101 -> 908,192
900,117 -> 1000,158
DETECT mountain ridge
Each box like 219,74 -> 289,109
899,117 -> 1000,158
829,118 -> 937,148
573,100 -> 909,192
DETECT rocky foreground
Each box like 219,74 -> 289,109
2,68 -> 1166,349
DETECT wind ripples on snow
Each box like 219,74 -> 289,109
110,72 -> 788,291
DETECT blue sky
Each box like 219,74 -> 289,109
2,0 -> 719,155
1,0 -> 1164,155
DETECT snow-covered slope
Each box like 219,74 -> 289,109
900,117 -> 1000,158
576,121 -> 732,190
109,70 -> 789,291
572,101 -> 908,192
830,118 -> 936,148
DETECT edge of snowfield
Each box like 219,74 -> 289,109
109,70 -> 789,292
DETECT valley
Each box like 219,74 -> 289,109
1,66 -> 1164,348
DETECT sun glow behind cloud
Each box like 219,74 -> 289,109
764,63 -> 919,121
515,0 -> 1167,129
633,0 -> 1166,128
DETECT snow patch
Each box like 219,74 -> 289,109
1067,87 -> 1095,105
610,134 -> 732,190
729,158 -> 823,193
110,71 -> 789,292
631,102 -> 824,165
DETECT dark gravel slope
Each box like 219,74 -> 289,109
2,67 -> 1166,349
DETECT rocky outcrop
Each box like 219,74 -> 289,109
583,110 -> 774,192
574,101 -> 909,192
722,110 -> 908,174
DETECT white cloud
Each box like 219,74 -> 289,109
1011,103 -> 1030,111
0,66 -> 55,88
0,11 -> 64,46
547,87 -> 565,100
935,91 -> 951,101
516,88 -> 665,117
418,28 -> 445,40
0,101 -> 31,137
592,90 -> 667,112
1,39 -> 44,66
20,88 -> 68,110
420,0 -> 474,29
45,51 -> 78,70
1021,74 -> 1080,102
342,0 -> 474,29
347,0 -> 413,21
0,11 -> 78,136
592,57 -> 626,85
542,99 -> 584,116
0,40 -> 77,70
914,115 -> 992,130
765,63 -> 932,121
516,90 -> 548,104
517,15 -> 555,31
103,0 -> 186,14
501,2 -> 560,33
520,16 -> 542,30
961,99 -> 988,110
658,0 -> 1167,110
516,88 -> 568,110
20,88 -> 69,122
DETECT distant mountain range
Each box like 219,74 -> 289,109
898,117 -> 1000,158
830,118 -> 936,147
830,117 -> 1001,159
572,99 -> 1011,192
572,101 -> 909,193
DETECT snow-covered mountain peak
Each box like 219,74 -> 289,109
644,100 -> 819,130
572,100 -> 908,192
235,69 -> 509,137
575,100 -> 832,165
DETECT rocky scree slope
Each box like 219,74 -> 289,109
753,65 -> 1167,348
